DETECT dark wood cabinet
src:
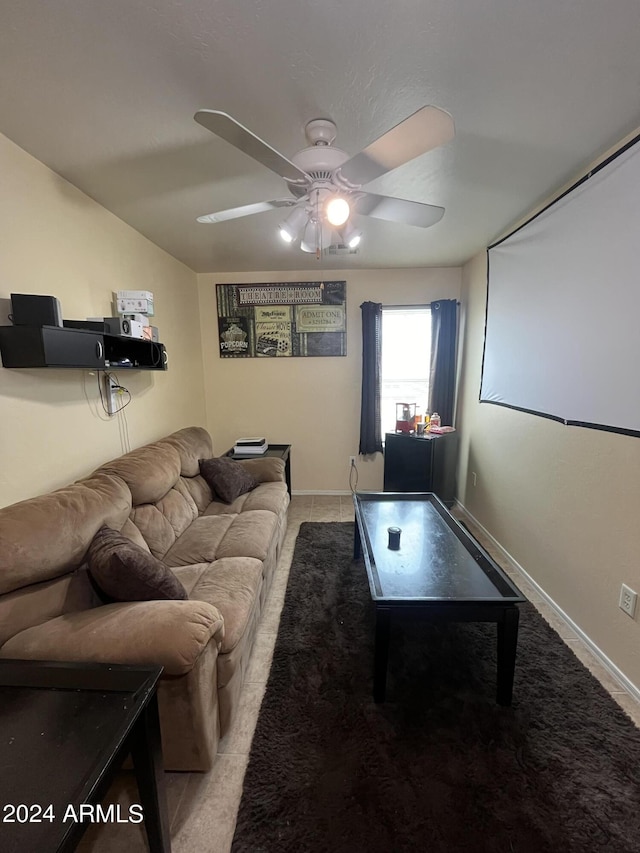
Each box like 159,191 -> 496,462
383,431 -> 458,505
0,325 -> 167,370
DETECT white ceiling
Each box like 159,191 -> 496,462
1,1 -> 640,274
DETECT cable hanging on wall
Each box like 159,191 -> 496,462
97,372 -> 131,417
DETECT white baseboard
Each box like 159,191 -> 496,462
455,500 -> 640,704
292,490 -> 352,496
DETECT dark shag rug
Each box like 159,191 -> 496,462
231,522 -> 640,853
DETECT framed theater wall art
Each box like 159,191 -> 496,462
216,281 -> 346,358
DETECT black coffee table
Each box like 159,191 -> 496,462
353,492 -> 526,705
0,659 -> 170,853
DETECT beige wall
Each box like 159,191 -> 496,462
456,250 -> 640,691
198,268 -> 461,492
0,133 -> 206,507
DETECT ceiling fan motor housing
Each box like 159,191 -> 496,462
287,145 -> 351,197
304,118 -> 337,146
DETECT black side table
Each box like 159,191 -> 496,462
0,659 -> 170,853
226,443 -> 291,496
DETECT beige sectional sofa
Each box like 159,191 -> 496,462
0,427 -> 289,771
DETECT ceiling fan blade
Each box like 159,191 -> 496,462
355,193 -> 444,228
338,106 -> 454,187
197,199 -> 296,224
194,110 -> 310,184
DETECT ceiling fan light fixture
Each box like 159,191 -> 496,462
300,218 -> 336,254
278,204 -> 308,243
341,223 -> 362,249
325,196 -> 350,227
298,216 -> 315,253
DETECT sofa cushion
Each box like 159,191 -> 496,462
216,510 -> 279,561
240,482 -> 290,515
161,427 -> 214,477
175,557 -> 263,654
235,456 -> 286,483
129,504 -> 177,560
0,570 -> 100,647
0,599 -> 224,676
94,442 -> 182,506
180,474 -> 214,514
0,473 -> 132,595
203,493 -> 251,515
199,457 -> 258,504
118,518 -> 152,552
163,515 -> 236,567
202,481 -> 288,517
165,562 -> 210,597
87,526 -> 188,602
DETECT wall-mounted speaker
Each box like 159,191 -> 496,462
10,294 -> 62,327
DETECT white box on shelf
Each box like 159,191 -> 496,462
115,297 -> 154,316
113,291 -> 155,316
116,290 -> 154,301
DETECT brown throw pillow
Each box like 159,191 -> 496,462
199,456 -> 258,504
87,526 -> 188,603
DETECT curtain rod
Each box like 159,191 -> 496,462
382,301 -> 461,309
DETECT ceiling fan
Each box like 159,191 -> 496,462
194,105 -> 454,256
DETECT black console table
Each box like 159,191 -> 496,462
383,431 -> 458,505
0,660 -> 170,853
226,443 -> 291,495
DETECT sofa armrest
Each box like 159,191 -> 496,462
0,600 -> 224,677
236,456 -> 285,483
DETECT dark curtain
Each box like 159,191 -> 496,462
359,301 -> 383,454
428,299 -> 458,426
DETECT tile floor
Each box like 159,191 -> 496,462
79,494 -> 639,853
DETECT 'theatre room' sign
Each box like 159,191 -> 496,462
216,281 -> 346,358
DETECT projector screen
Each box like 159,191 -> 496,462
480,133 -> 640,437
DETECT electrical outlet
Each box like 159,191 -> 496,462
349,455 -> 357,468
103,374 -> 119,415
619,584 -> 637,618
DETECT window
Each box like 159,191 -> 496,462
380,306 -> 431,436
